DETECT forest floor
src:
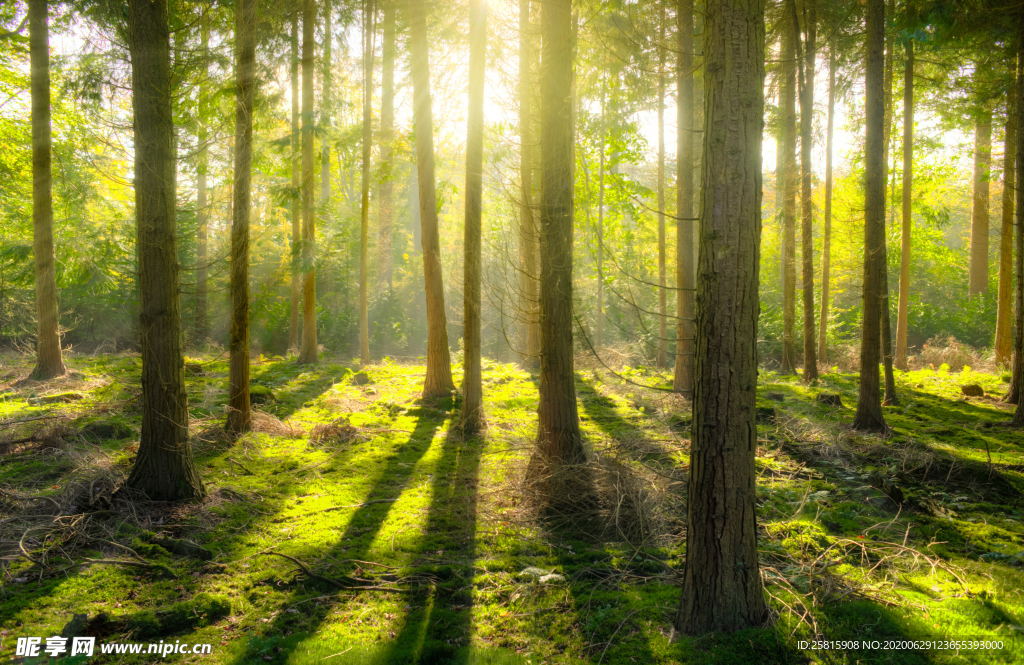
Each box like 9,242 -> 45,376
1,350 -> 1024,664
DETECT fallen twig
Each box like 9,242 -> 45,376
226,457 -> 254,475
324,498 -> 398,512
259,551 -> 406,593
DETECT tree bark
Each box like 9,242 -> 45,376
673,0 -> 694,395
195,20 -> 209,344
997,60 -> 1016,367
297,0 -> 318,364
676,0 -> 767,634
657,4 -> 668,369
289,11 -> 301,352
818,46 -> 835,364
461,0 -> 486,433
322,0 -> 332,216
970,86 -> 993,297
518,0 -> 540,367
794,0 -> 817,381
359,0 -> 374,365
896,39 -> 914,371
226,0 -> 257,435
1011,40 -> 1024,410
376,0 -> 396,294
852,0 -> 888,434
28,0 -> 65,381
780,21 -> 797,374
125,0 -> 204,501
879,0 -> 897,405
596,83 -> 606,351
409,0 -> 456,397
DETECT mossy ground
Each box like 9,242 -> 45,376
2,352 -> 1024,663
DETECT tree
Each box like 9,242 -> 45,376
781,19 -> 797,374
895,36 -> 915,370
656,4 -> 668,369
818,46 -> 836,364
969,66 -> 993,296
409,0 -> 456,397
358,0 -> 374,365
676,0 -> 767,633
321,0 -> 332,221
879,0 -> 897,405
996,59 -> 1015,367
376,0 -> 396,294
1012,39 -> 1024,409
195,19 -> 209,343
227,0 -> 257,435
518,0 -> 540,366
852,0 -> 889,434
297,0 -> 318,365
289,11 -> 300,352
595,80 -> 606,351
28,0 -> 65,380
125,0 -> 204,501
673,0 -> 694,395
793,0 -> 818,381
461,0 -> 486,433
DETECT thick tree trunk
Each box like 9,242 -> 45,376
289,12 -> 300,352
461,0 -> 486,433
879,0 -> 897,405
673,0 -> 694,395
818,47 -> 835,364
376,1 -> 396,294
676,0 -> 767,634
359,0 -> 374,365
533,0 -> 583,466
781,22 -> 797,374
125,0 -> 204,501
196,20 -> 209,343
852,0 -> 888,434
518,0 -> 540,367
657,4 -> 667,369
997,61 -> 1016,367
794,0 -> 817,381
970,95 -> 993,296
28,0 -> 65,380
409,0 -> 455,397
1011,41 -> 1024,409
226,0 -> 257,435
896,40 -> 914,370
297,0 -> 318,364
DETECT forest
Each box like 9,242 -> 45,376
2,0 -> 1024,662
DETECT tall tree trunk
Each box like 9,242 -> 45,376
896,39 -> 914,370
970,87 -> 993,296
28,0 -> 65,380
673,0 -> 694,395
359,0 -> 374,365
676,0 -> 767,633
656,4 -> 667,368
794,0 -> 817,381
461,0 -> 486,433
321,0 -> 332,232
518,0 -> 540,367
227,0 -> 257,435
852,0 -> 888,434
818,46 -> 835,364
297,0 -> 318,364
781,21 -> 797,374
533,0 -> 583,467
409,0 -> 456,397
289,12 -> 300,352
196,20 -> 209,343
125,0 -> 204,501
596,83 -> 606,351
879,0 -> 897,405
376,0 -> 396,294
1011,42 -> 1024,409
997,61 -> 1016,367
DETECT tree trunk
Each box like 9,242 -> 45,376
359,0 -> 374,365
297,0 -> 318,364
226,0 -> 257,435
997,60 -> 1016,367
126,0 -> 204,502
322,0 -> 332,215
1011,40 -> 1024,409
673,0 -> 694,395
461,0 -> 486,433
28,0 -> 65,380
970,90 -> 993,297
879,0 -> 897,405
818,47 -> 835,364
794,0 -> 817,381
896,39 -> 914,371
196,20 -> 209,343
533,0 -> 583,467
518,0 -> 540,367
656,4 -> 667,369
852,0 -> 888,434
289,11 -> 300,352
596,84 -> 606,351
376,0 -> 396,294
409,0 -> 456,397
676,0 -> 767,633
781,21 -> 797,374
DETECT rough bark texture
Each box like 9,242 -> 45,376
997,61 -> 1016,367
970,97 -> 993,296
376,1 -> 396,294
896,40 -> 914,371
1012,40 -> 1024,410
227,0 -> 256,435
195,20 -> 209,343
29,0 -> 65,380
297,0 -> 318,365
852,0 -> 888,434
676,0 -> 767,634
795,0 -> 817,381
289,12 -> 300,351
781,22 -> 797,374
673,0 -> 695,395
461,0 -> 486,433
534,0 -> 583,465
125,0 -> 204,502
409,0 -> 455,397
818,47 -> 835,364
657,4 -> 667,369
879,1 -> 897,405
359,0 -> 374,365
518,0 -> 540,367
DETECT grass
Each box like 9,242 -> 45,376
1,351 -> 1024,663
